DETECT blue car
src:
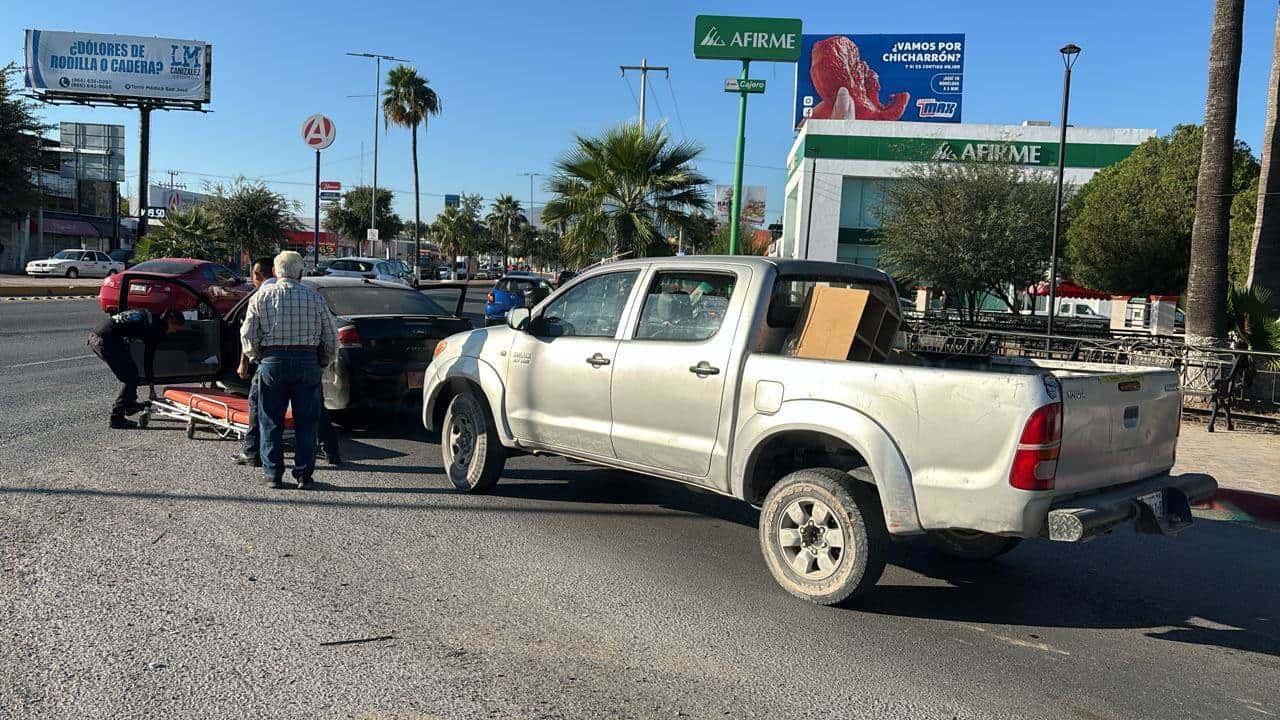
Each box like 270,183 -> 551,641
485,273 -> 555,325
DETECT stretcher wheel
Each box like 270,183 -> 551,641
185,420 -> 196,439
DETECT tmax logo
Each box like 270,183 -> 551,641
700,26 -> 726,47
916,98 -> 958,119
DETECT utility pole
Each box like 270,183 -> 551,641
347,51 -> 411,244
620,58 -> 669,127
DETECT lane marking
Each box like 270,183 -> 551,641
8,354 -> 95,369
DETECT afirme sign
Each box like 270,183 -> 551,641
24,29 -> 211,103
724,78 -> 766,93
694,15 -> 802,62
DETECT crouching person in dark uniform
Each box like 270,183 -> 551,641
88,307 -> 185,429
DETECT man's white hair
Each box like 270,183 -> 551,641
274,251 -> 304,279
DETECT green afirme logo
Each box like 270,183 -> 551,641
694,15 -> 802,62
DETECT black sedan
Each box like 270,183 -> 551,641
126,276 -> 471,422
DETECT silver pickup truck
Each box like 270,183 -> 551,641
421,257 -> 1216,605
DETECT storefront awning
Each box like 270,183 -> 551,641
1028,280 -> 1110,299
31,218 -> 101,237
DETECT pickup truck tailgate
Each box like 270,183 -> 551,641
1053,369 -> 1181,493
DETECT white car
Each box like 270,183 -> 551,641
26,250 -> 125,278
323,257 -> 411,286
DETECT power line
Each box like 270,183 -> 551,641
622,74 -> 640,113
664,75 -> 688,139
645,75 -> 667,127
619,58 -> 668,128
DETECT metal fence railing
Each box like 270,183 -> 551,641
898,319 -> 1280,419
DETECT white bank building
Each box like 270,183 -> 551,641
777,119 -> 1156,267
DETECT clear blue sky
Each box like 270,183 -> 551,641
5,0 -> 1279,226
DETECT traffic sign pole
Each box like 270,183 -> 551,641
728,59 -> 750,256
314,149 -> 321,268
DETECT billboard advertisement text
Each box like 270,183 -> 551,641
795,34 -> 963,128
25,29 -> 211,103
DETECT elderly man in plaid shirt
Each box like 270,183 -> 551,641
240,251 -> 338,489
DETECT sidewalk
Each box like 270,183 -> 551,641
1176,422 -> 1280,526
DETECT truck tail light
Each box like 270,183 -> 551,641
1010,403 -> 1062,491
338,325 -> 362,349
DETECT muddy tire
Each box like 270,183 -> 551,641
928,530 -> 1021,561
759,467 -> 888,606
441,391 -> 504,493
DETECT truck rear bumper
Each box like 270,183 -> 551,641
1045,472 -> 1217,542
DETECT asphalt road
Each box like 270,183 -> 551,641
1,298 -> 1278,719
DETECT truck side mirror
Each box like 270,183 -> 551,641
507,307 -> 531,332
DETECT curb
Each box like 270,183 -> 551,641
1193,488 -> 1280,526
0,285 -> 99,298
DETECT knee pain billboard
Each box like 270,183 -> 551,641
794,34 -> 964,128
24,29 -> 211,104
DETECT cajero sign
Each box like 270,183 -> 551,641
932,140 -> 1044,164
694,15 -> 802,62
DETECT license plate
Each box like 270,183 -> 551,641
1139,490 -> 1165,518
406,370 -> 425,389
129,282 -> 148,294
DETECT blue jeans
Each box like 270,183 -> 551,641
244,369 -> 338,459
257,351 -> 322,482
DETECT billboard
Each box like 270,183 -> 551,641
714,185 -> 767,226
58,123 -> 125,182
24,29 -> 211,104
794,34 -> 964,128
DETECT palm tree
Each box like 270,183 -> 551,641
1250,6 -> 1280,313
136,207 -> 220,262
431,206 -> 465,280
383,65 -> 442,276
1187,0 -> 1245,346
542,123 -> 712,268
486,194 -> 526,270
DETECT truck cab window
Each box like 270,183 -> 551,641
537,271 -> 638,338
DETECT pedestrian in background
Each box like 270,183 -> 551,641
88,307 -> 185,428
240,251 -> 337,489
234,257 -> 343,469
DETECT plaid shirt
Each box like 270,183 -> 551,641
241,278 -> 338,366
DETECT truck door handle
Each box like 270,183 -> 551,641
586,353 -> 611,367
689,361 -> 720,377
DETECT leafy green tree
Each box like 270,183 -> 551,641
705,221 -> 768,256
874,159 -> 1058,319
323,186 -> 403,250
486,194 -> 526,268
135,207 -> 220,261
0,64 -> 45,221
383,65 -> 441,268
431,206 -> 466,279
1227,284 -> 1280,351
1065,124 -> 1258,296
542,123 -> 711,268
203,179 -> 300,259
1230,176 -> 1259,287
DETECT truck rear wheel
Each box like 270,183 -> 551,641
759,468 -> 888,606
928,530 -> 1021,561
441,391 -> 504,493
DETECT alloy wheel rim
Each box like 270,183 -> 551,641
777,497 -> 846,581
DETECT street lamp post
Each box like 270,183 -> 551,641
1046,43 -> 1081,338
346,51 -> 411,254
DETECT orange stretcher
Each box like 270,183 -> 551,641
140,386 -> 293,440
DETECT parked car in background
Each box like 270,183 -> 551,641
484,272 -> 555,325
26,249 -> 124,278
424,256 -> 1215,605
108,247 -> 136,268
98,258 -> 253,319
474,268 -> 494,281
556,270 -> 578,287
307,259 -> 334,277
141,277 -> 471,422
324,257 -> 411,286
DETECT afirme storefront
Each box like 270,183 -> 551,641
777,119 -> 1156,266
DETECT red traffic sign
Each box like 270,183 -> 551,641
301,114 -> 336,150
320,180 -> 341,191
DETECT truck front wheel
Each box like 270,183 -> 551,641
441,391 -> 505,493
928,530 -> 1021,561
759,468 -> 888,606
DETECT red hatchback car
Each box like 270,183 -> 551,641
99,258 -> 254,319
